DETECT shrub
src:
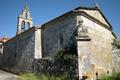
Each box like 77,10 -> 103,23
113,39 -> 120,49
31,49 -> 78,80
53,49 -> 77,61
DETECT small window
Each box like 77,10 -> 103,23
26,22 -> 30,29
21,21 -> 25,32
26,13 -> 28,19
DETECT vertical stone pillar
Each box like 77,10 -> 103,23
76,36 -> 91,80
34,28 -> 42,59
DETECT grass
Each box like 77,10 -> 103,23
20,72 -> 120,80
20,73 -> 39,80
20,73 -> 67,80
20,50 -> 77,80
100,72 -> 120,80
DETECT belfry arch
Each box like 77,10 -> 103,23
21,21 -> 25,32
26,22 -> 30,30
16,4 -> 33,35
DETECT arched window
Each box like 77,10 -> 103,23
26,22 -> 30,30
21,21 -> 25,32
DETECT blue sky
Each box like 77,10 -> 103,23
0,0 -> 120,38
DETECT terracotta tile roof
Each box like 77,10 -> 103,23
0,37 -> 10,43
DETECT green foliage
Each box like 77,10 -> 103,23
39,74 -> 67,80
53,49 -> 77,61
20,50 -> 77,80
100,72 -> 120,80
20,73 -> 39,80
52,49 -> 78,79
100,75 -> 112,80
113,39 -> 120,49
20,73 -> 68,80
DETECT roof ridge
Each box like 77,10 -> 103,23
74,6 -> 98,10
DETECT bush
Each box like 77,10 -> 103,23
53,49 -> 77,61
32,49 -> 78,80
52,49 -> 78,80
113,39 -> 120,49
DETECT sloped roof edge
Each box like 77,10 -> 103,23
95,7 -> 113,29
3,27 -> 37,44
41,6 -> 112,29
40,6 -> 116,38
70,6 -> 113,29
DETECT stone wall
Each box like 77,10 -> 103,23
0,7 -> 117,80
33,58 -> 78,79
76,37 -> 92,80
76,15 -> 115,79
34,28 -> 42,59
41,14 -> 77,57
0,27 -> 36,73
112,47 -> 120,72
41,11 -> 116,79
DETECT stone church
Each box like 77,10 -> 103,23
0,3 -> 119,80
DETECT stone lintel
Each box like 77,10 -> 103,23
75,36 -> 91,41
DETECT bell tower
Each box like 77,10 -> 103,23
17,3 -> 33,35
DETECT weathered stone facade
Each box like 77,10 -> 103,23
33,58 -> 78,79
41,13 -> 77,57
76,15 -> 115,79
40,7 -> 116,79
112,47 -> 120,72
0,5 -> 119,80
1,27 -> 37,72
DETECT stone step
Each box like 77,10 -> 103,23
0,70 -> 20,80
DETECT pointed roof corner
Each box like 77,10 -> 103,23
23,3 -> 30,12
94,1 -> 101,10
